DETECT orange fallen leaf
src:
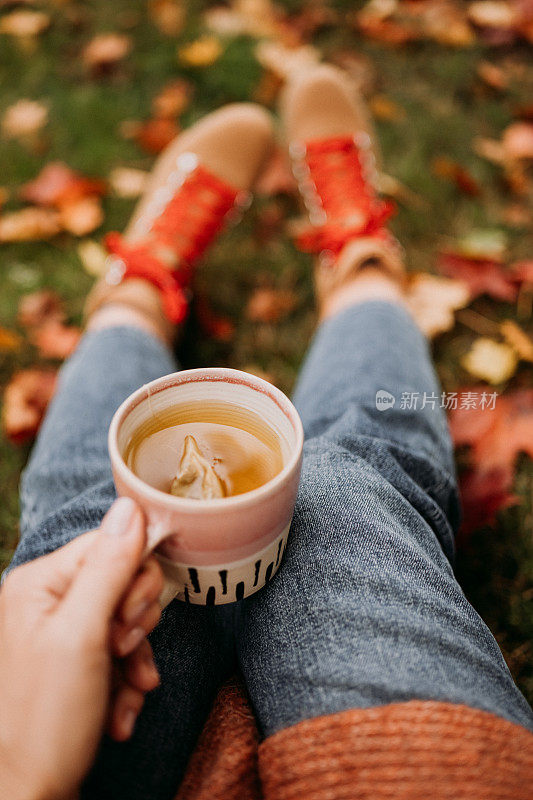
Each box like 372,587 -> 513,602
2,99 -> 48,140
502,121 -> 533,160
500,320 -> 533,362
152,79 -> 192,119
20,162 -> 106,208
148,0 -> 185,36
195,295 -> 235,343
406,274 -> 470,338
246,286 -> 297,323
108,167 -> 148,198
0,328 -> 22,353
0,10 -> 50,38
432,156 -> 481,196
132,118 -> 180,154
476,60 -> 509,90
178,36 -> 223,68
0,207 -> 61,242
2,369 -> 57,444
461,337 -> 518,384
30,319 -> 81,360
369,94 -> 406,122
59,197 -> 104,236
467,0 -> 517,30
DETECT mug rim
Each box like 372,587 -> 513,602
108,367 -> 304,513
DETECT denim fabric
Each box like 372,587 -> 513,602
7,303 -> 533,800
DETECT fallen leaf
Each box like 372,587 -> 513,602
432,156 -> 481,195
0,328 -> 22,352
0,187 -> 8,209
30,319 -> 81,360
0,10 -> 50,37
0,207 -> 61,242
82,33 -> 132,75
152,79 -> 192,119
18,289 -> 64,329
2,368 -> 57,444
59,197 -> 104,236
458,467 -> 519,534
467,0 -> 517,29
178,36 -> 223,68
511,260 -> 533,285
476,60 -> 509,90
246,286 -> 297,323
132,117 -> 180,154
500,320 -> 533,361
461,337 -> 518,384
453,229 -> 508,261
108,167 -> 148,198
369,94 -> 406,121
77,239 -> 108,277
406,273 -> 470,338
502,121 -> 533,160
20,162 -> 106,208
2,99 -> 48,140
438,252 -> 517,302
195,295 -> 235,342
148,0 -> 185,36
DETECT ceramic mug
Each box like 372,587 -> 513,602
108,368 -> 304,606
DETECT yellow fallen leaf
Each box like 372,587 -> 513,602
77,240 -> 108,276
178,36 -> 223,67
369,94 -> 406,122
461,337 -> 518,384
406,274 -> 471,338
108,167 -> 148,198
2,99 -> 48,140
0,327 -> 22,353
500,320 -> 533,363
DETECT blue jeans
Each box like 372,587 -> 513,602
8,301 -> 533,799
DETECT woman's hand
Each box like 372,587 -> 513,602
0,497 -> 164,800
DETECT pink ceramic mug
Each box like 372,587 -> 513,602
108,367 -> 304,606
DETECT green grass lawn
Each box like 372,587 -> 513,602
1,0 -> 532,702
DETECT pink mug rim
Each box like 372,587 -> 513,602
108,367 -> 304,514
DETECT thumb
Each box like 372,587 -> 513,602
62,497 -> 146,632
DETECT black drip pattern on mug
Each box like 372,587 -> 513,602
253,560 -> 261,587
236,581 -> 245,601
265,562 -> 274,583
276,538 -> 283,566
184,586 -> 190,604
188,567 -> 201,593
219,569 -> 228,595
206,586 -> 216,605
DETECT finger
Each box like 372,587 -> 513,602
112,601 -> 162,657
108,684 -> 145,742
118,557 -> 164,626
62,498 -> 146,632
122,639 -> 160,693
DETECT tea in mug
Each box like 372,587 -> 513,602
124,401 -> 284,500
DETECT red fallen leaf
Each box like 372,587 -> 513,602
30,319 -> 81,360
253,201 -> 285,246
255,148 -> 296,197
246,287 -> 297,323
18,289 -> 64,329
20,162 -> 106,208
195,295 -> 235,342
437,253 -> 518,302
458,468 -> 519,535
432,156 -> 481,196
2,369 -> 57,444
134,118 -> 180,154
449,388 -> 533,474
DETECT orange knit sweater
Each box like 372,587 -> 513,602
174,677 -> 533,800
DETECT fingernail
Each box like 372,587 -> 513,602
101,497 -> 138,536
118,626 -> 145,656
121,707 -> 138,739
124,598 -> 150,626
143,649 -> 160,684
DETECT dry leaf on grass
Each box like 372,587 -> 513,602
406,274 -> 470,338
152,79 -> 192,119
20,162 -> 106,208
17,289 -> 64,329
59,197 -> 104,236
0,328 -> 22,353
2,99 -> 48,140
82,33 -> 132,75
178,36 -> 223,67
461,337 -> 518,384
30,319 -> 81,360
246,287 -> 297,323
0,207 -> 61,242
437,253 -> 517,302
476,60 -> 509,90
2,369 -> 57,444
148,0 -> 185,36
432,156 -> 481,196
127,117 -> 180,154
502,121 -> 533,160
108,167 -> 148,198
369,94 -> 406,122
458,468 -> 519,534
0,10 -> 50,37
77,239 -> 108,276
500,320 -> 533,362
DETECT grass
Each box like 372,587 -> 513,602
1,1 -> 532,703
